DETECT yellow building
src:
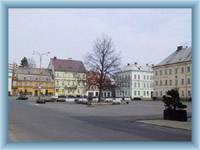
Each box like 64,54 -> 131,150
48,57 -> 87,96
12,67 -> 54,96
153,46 -> 192,100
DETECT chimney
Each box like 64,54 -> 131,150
68,57 -> 72,60
127,63 -> 130,66
177,46 -> 183,51
53,56 -> 57,59
146,64 -> 148,66
134,62 -> 138,65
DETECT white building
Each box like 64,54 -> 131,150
8,63 -> 15,95
115,63 -> 153,99
153,46 -> 192,100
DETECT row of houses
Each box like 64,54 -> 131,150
8,46 -> 192,100
9,57 -> 113,98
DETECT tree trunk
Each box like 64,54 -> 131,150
98,87 -> 102,102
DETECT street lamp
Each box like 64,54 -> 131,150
32,51 -> 50,102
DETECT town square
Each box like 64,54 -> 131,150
7,8 -> 192,142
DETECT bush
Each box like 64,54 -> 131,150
162,88 -> 187,121
152,97 -> 157,100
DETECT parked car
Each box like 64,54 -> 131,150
133,97 -> 141,101
36,98 -> 46,104
16,95 -> 28,100
57,95 -> 67,102
45,95 -> 58,102
112,99 -> 121,105
66,97 -> 75,103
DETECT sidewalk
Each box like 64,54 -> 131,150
137,118 -> 192,130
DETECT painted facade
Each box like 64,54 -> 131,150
86,71 -> 113,98
115,63 -> 153,99
12,67 -> 54,96
49,57 -> 87,96
153,46 -> 192,100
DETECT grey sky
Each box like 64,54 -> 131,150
9,8 -> 191,68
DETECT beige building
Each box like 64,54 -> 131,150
12,67 -> 55,96
153,46 -> 192,100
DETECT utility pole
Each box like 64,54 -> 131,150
33,51 -> 50,102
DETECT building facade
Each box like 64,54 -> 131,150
8,63 -> 16,95
153,46 -> 192,100
86,71 -> 113,98
115,63 -> 153,99
48,57 -> 87,96
12,67 -> 54,96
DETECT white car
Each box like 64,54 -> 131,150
112,99 -> 121,105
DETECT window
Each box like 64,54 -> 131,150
144,91 -> 146,96
175,68 -> 178,74
165,70 -> 167,75
169,80 -> 172,86
138,82 -> 140,88
144,75 -> 146,80
134,82 -> 137,88
169,69 -> 172,74
150,75 -> 153,80
134,74 -> 136,79
134,91 -> 137,96
181,67 -> 184,73
187,78 -> 191,84
138,91 -> 140,96
147,75 -> 149,80
160,70 -> 162,76
155,71 -> 158,76
175,79 -> 178,85
165,80 -> 168,85
181,79 -> 184,85
187,66 -> 190,72
160,80 -> 162,86
138,75 -> 140,80
181,91 -> 184,96
156,81 -> 158,86
188,90 -> 191,96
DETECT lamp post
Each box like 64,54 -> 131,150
32,51 -> 50,102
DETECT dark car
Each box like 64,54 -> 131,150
57,95 -> 66,102
133,97 -> 141,101
16,95 -> 28,100
36,98 -> 46,104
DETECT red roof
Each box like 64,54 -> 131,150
51,58 -> 86,73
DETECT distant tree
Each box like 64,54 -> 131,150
85,34 -> 121,102
28,57 -> 36,68
20,57 -> 29,68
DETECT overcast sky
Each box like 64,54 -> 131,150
9,8 -> 191,68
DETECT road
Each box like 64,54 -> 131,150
9,98 -> 192,141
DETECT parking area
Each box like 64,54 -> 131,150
10,96 -> 192,118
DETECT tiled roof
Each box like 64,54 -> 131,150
156,47 -> 192,66
51,58 -> 86,73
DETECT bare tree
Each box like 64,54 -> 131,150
28,57 -> 37,68
85,35 -> 121,102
